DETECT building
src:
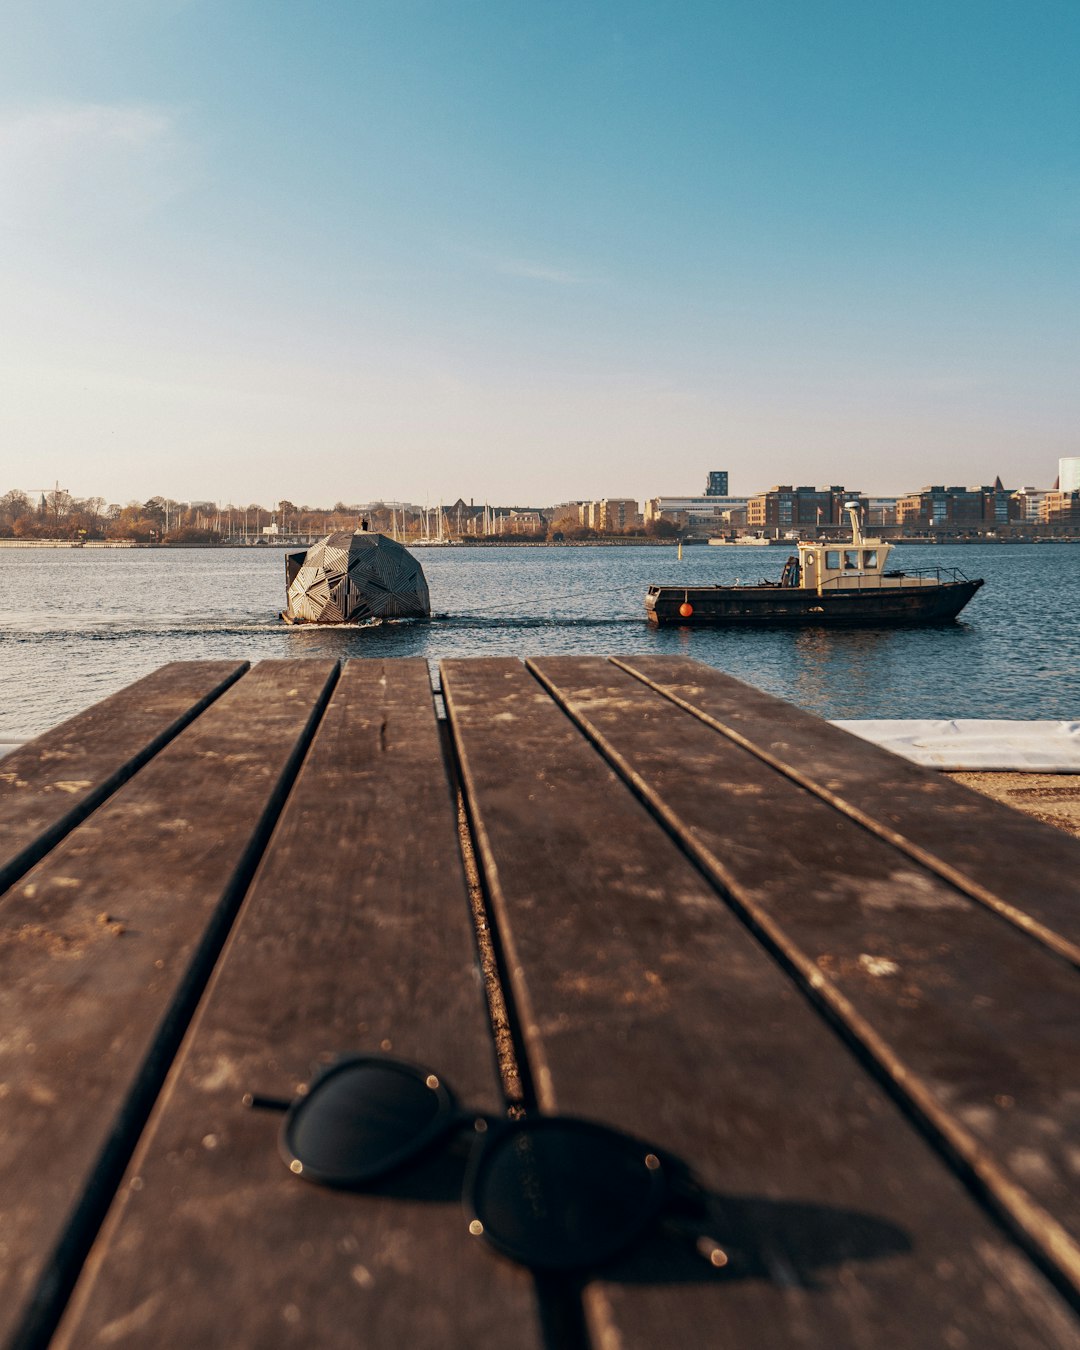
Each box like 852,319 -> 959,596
576,498 -> 640,531
506,510 -> 545,534
597,498 -> 639,531
1042,490 -> 1080,525
745,486 -> 863,532
1059,457 -> 1080,493
896,483 -> 1019,530
983,477 -> 1017,526
1013,487 -> 1051,521
644,495 -> 748,530
704,470 -> 729,497
866,498 -> 898,527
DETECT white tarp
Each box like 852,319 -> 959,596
832,719 -> 1080,771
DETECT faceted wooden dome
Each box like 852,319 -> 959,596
282,532 -> 431,624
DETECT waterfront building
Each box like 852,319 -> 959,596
576,498 -> 640,531
1041,490 -> 1080,524
1059,457 -> 1080,492
745,486 -> 863,531
597,498 -> 639,531
505,510 -> 545,534
644,495 -> 748,529
1013,487 -> 1052,521
704,470 -> 729,496
896,483 -> 1019,529
866,497 -> 898,527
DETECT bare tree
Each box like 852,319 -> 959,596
0,490 -> 34,535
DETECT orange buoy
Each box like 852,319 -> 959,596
679,601 -> 694,618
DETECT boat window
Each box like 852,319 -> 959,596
844,550 -> 860,569
804,552 -> 815,567
864,550 -> 878,568
825,550 -> 840,569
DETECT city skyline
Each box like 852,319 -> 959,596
7,453 -> 1078,518
8,453 -> 1080,515
2,4 -> 1078,505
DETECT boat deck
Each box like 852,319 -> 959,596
1,656 -> 1079,1348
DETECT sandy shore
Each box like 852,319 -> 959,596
945,772 -> 1080,839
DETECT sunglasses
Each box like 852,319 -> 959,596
246,1053 -> 727,1273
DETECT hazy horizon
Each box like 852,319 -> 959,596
2,3 -> 1077,506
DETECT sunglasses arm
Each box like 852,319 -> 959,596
243,1092 -> 292,1113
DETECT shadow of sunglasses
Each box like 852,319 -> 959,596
246,1052 -> 728,1273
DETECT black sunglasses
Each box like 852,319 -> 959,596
246,1053 -> 727,1273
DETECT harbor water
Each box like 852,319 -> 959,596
1,542 -> 1077,740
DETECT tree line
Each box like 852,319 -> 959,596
0,491 -> 384,544
0,489 -> 681,544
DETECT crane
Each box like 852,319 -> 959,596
24,481 -> 68,506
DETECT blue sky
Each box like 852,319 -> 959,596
1,1 -> 1077,506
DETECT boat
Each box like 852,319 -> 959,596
707,534 -> 775,546
646,505 -> 984,627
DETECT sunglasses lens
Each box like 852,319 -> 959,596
284,1060 -> 447,1185
469,1119 -> 665,1270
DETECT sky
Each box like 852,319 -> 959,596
1,1 -> 1077,508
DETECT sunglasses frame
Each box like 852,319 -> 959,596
279,1053 -> 459,1187
461,1113 -> 670,1270
274,1053 -> 672,1271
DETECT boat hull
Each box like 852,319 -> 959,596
645,579 -> 984,627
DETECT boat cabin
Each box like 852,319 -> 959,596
784,506 -> 910,593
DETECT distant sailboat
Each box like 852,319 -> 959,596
417,504 -> 454,544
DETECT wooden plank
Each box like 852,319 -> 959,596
56,659 -> 541,1350
0,660 -> 337,1350
0,661 -> 247,898
614,655 -> 1080,965
442,657 -> 1080,1350
530,655 -> 1080,1303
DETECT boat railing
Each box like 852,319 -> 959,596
818,565 -> 972,591
893,565 -> 973,583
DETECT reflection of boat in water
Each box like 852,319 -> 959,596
281,531 -> 430,624
647,506 -> 984,627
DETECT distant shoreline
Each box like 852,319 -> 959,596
1,536 -> 1079,550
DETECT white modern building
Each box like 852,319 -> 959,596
1059,457 -> 1080,492
644,495 -> 748,526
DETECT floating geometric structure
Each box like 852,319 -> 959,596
281,531 -> 431,624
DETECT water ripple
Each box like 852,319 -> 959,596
2,543 -> 1077,737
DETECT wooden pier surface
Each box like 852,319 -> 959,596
1,656 -> 1078,1349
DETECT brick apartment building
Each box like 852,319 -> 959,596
745,486 -> 865,531
895,482 -> 1019,529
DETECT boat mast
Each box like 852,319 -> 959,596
845,501 -> 864,546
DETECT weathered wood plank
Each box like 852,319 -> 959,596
615,655 -> 1080,965
442,656 -> 1079,1350
0,661 -> 247,898
56,659 -> 541,1350
530,654 -> 1080,1304
0,660 -> 336,1350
